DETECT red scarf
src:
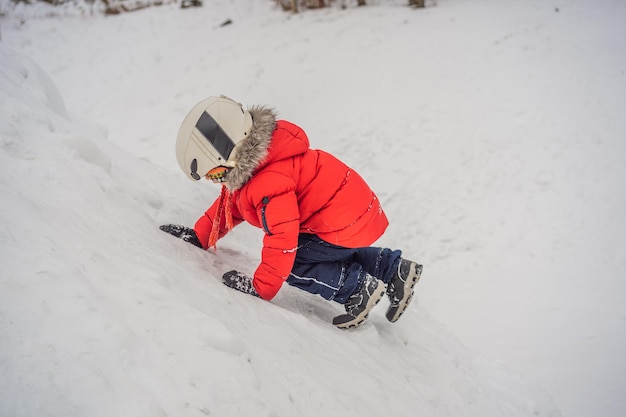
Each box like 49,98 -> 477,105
207,184 -> 234,250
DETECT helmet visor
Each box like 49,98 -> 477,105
195,111 -> 236,161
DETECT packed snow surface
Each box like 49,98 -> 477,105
1,1 -> 625,416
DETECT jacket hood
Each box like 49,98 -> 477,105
226,105 -> 277,191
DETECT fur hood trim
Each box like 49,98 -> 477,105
226,105 -> 277,191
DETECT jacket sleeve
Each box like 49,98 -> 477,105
247,175 -> 301,300
193,193 -> 244,250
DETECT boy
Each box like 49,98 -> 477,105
161,96 -> 422,328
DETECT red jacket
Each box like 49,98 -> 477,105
194,111 -> 388,300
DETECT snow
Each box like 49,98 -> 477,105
1,0 -> 625,416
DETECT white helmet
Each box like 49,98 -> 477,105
176,95 -> 253,181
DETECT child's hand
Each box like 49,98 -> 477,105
222,270 -> 260,298
159,224 -> 203,248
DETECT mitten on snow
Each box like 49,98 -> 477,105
159,224 -> 203,249
222,270 -> 260,298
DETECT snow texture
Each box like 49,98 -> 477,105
1,1 -> 625,416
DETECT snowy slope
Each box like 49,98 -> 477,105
1,0 -> 626,416
0,45 -> 560,417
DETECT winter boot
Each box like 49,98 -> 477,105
332,273 -> 386,329
385,259 -> 423,322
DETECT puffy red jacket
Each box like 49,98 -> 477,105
194,107 -> 388,300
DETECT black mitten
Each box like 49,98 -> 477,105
222,270 -> 260,298
159,224 -> 203,248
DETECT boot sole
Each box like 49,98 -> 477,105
386,263 -> 422,323
332,281 -> 387,329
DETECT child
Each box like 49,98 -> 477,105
161,96 -> 422,328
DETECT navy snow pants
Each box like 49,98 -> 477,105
286,234 -> 402,304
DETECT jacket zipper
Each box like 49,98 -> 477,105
261,196 -> 273,235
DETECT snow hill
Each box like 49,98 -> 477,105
0,44 -> 560,417
1,1 -> 625,416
